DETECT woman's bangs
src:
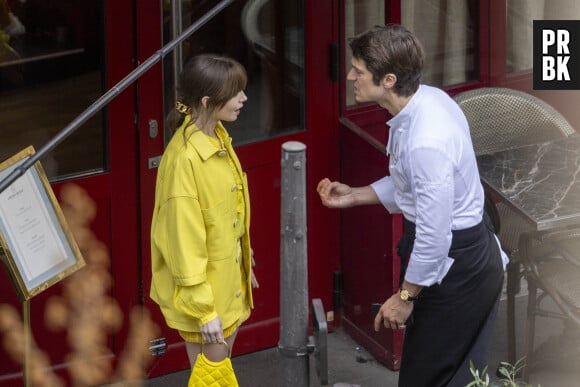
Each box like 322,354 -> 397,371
216,62 -> 247,104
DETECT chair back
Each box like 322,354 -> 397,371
453,87 -> 575,156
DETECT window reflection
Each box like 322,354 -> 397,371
0,0 -> 105,180
162,0 -> 305,146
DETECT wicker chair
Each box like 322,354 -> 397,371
454,87 -> 575,157
453,87 -> 577,366
518,229 -> 580,380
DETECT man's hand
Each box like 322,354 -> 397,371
317,178 -> 355,208
373,293 -> 414,331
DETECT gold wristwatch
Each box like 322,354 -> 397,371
399,288 -> 419,302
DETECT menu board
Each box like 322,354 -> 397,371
0,147 -> 85,301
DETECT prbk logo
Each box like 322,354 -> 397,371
534,20 -> 580,89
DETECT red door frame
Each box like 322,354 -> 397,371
104,0 -> 142,360
135,0 -> 186,377
0,0 -> 139,384
135,0 -> 340,378
0,0 -> 340,383
4,0 -> 542,383
336,0 -> 494,370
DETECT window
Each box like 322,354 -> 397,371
507,0 -> 580,73
401,0 -> 478,87
0,0 -> 106,180
162,0 -> 305,146
343,0 -> 479,110
341,1 -> 580,131
344,0 -> 385,107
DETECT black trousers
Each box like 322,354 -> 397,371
397,216 -> 504,387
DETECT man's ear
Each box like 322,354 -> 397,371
201,96 -> 210,109
382,73 -> 397,89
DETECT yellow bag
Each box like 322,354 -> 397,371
188,341 -> 239,387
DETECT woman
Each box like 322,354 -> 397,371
150,54 -> 259,370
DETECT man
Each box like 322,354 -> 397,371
317,24 -> 507,386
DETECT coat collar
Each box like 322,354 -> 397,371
180,118 -> 232,161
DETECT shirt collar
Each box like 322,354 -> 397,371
387,84 -> 424,129
385,85 -> 424,156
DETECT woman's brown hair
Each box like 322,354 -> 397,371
166,54 -> 248,136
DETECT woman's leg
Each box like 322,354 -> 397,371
224,328 -> 239,351
185,341 -> 201,367
185,328 -> 240,365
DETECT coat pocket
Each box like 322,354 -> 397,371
201,200 -> 237,261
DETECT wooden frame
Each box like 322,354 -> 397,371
0,146 -> 85,301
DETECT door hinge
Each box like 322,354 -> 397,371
149,337 -> 167,356
148,155 -> 162,169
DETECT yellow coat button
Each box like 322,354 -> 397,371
231,184 -> 237,192
236,290 -> 242,297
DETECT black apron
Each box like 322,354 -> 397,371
397,215 -> 504,387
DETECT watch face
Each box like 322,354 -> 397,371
400,289 -> 409,300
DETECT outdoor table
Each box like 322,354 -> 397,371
477,133 -> 580,232
476,132 -> 580,364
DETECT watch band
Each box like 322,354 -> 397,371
399,288 -> 419,302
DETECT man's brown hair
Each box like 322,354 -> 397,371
349,24 -> 424,97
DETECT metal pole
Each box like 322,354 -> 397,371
0,0 -> 235,195
23,300 -> 31,387
279,141 -> 309,387
171,0 -> 184,105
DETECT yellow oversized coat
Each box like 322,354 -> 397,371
150,119 -> 253,334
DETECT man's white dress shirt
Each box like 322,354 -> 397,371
371,85 -> 508,286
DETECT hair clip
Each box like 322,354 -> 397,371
175,101 -> 192,115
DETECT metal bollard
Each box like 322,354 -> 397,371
279,141 -> 309,387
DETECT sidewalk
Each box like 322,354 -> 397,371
145,291 -> 580,386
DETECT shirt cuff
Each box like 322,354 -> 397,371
370,176 -> 400,213
174,283 -> 217,324
199,311 -> 219,326
404,255 -> 455,286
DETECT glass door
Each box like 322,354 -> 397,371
136,0 -> 337,378
161,0 -> 306,144
337,0 -> 485,370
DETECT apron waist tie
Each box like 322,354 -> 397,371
397,213 -> 494,286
